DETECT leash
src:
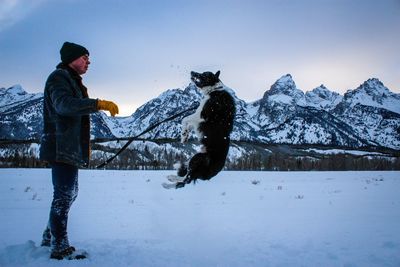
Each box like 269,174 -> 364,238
96,103 -> 199,169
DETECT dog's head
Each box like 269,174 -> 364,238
191,71 -> 221,90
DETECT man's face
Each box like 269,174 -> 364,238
69,54 -> 90,75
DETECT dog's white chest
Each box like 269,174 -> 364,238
194,94 -> 210,120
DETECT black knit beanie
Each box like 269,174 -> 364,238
60,42 -> 89,64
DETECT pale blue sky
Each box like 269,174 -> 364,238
1,0 -> 399,116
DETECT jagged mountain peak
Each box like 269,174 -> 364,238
1,84 -> 26,95
278,73 -> 294,81
363,78 -> 384,88
309,84 -> 331,96
269,74 -> 297,94
183,82 -> 200,95
306,85 -> 342,110
158,87 -> 184,97
342,78 -> 400,114
308,84 -> 340,100
355,78 -> 388,96
0,84 -> 43,112
261,74 -> 306,107
314,84 -> 328,91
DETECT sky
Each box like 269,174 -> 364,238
0,0 -> 399,116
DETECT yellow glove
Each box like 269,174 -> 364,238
97,99 -> 119,117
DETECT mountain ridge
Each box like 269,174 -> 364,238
1,75 -> 399,150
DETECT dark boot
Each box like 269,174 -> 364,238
50,246 -> 87,260
50,246 -> 75,260
41,226 -> 51,247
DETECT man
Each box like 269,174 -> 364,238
39,41 -> 119,260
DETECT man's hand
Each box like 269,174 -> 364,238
97,99 -> 119,117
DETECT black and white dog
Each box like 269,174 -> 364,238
163,71 -> 236,189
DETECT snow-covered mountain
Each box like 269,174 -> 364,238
305,84 -> 342,110
113,84 -> 202,139
339,78 -> 400,114
1,75 -> 399,149
0,85 -> 114,141
0,85 -> 42,113
333,78 -> 400,149
0,85 -> 43,140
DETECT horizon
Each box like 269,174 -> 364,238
1,0 -> 399,116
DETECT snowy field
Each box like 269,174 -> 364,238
0,169 -> 399,267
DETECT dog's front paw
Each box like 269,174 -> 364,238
181,129 -> 189,143
200,146 -> 207,153
181,136 -> 188,143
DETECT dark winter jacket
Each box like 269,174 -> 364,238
40,63 -> 98,167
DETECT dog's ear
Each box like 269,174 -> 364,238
215,70 -> 220,79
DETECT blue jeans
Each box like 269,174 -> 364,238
43,162 -> 79,251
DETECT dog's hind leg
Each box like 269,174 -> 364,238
162,181 -> 180,189
162,153 -> 212,189
187,153 -> 210,177
166,161 -> 188,182
166,175 -> 185,183
162,174 -> 190,189
174,152 -> 212,188
176,162 -> 188,177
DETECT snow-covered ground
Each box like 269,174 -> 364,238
0,169 -> 399,267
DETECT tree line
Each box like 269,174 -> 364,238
1,142 -> 399,171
